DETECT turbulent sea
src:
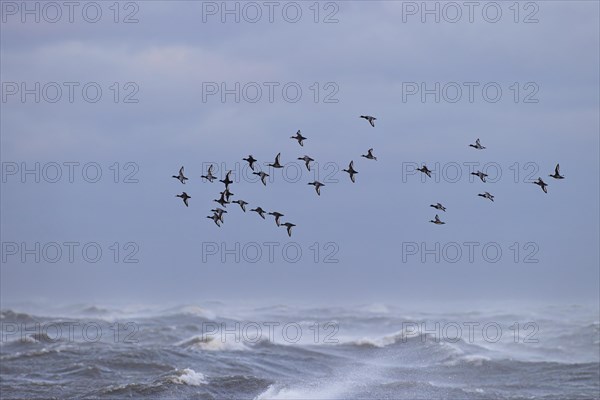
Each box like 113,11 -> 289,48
0,302 -> 598,399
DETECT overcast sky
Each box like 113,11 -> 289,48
1,1 -> 598,308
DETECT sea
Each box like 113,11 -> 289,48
1,302 -> 598,399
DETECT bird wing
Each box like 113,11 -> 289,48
555,164 -> 560,174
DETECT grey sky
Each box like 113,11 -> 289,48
1,1 -> 598,308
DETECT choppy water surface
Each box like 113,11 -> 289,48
1,303 -> 598,399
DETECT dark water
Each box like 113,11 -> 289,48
1,303 -> 598,399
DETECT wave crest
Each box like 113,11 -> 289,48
176,335 -> 249,352
168,368 -> 207,386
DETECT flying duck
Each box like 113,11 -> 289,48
201,164 -> 216,182
343,160 -> 358,183
172,166 -> 188,184
211,208 -> 228,223
417,165 -> 432,178
430,203 -> 446,212
250,207 -> 266,219
268,211 -> 284,226
291,130 -> 307,146
268,153 -> 283,169
298,155 -> 314,171
471,171 -> 488,182
308,181 -> 325,196
232,199 -> 248,212
213,192 -> 230,207
469,138 -> 486,150
207,213 -> 221,227
243,155 -> 257,171
429,214 -> 445,225
176,192 -> 191,207
281,222 -> 296,237
219,170 -> 233,188
533,177 -> 548,193
253,171 -> 269,186
478,192 -> 494,202
361,148 -> 377,160
220,188 -> 234,201
549,164 -> 564,179
360,115 -> 376,127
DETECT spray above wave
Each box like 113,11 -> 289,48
340,328 -> 427,348
1,303 -> 598,399
0,309 -> 37,323
176,335 -> 251,352
255,382 -> 350,400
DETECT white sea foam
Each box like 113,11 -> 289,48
443,354 -> 492,366
176,335 -> 249,351
345,328 -> 427,348
170,368 -> 207,386
176,305 -> 216,320
254,383 -> 347,400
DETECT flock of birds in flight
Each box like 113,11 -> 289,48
172,115 -> 379,236
427,138 -> 565,224
173,115 -> 565,230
